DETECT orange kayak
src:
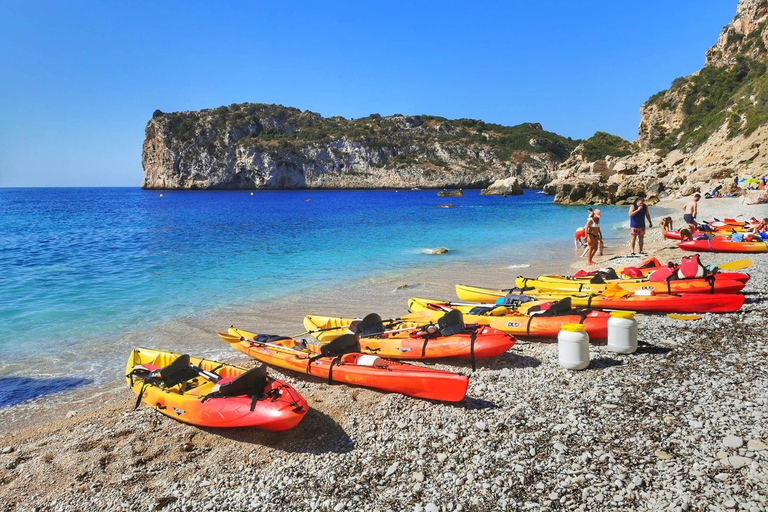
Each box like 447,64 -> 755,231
126,347 -> 307,430
303,314 -> 515,360
406,297 -> 611,340
217,328 -> 469,402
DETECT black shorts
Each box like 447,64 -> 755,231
683,214 -> 695,224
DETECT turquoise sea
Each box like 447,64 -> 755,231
0,188 -> 631,406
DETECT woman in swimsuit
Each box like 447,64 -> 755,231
584,209 -> 601,265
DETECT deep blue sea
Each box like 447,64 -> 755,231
0,188 -> 631,406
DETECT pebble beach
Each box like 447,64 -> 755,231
1,196 -> 767,512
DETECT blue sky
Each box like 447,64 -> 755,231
0,1 -> 736,187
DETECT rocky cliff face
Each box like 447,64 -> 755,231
141,105 -> 576,190
706,0 -> 768,66
548,0 -> 768,205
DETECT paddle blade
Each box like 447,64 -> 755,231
718,259 -> 752,271
667,314 -> 702,321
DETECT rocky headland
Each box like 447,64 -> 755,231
141,108 -> 575,191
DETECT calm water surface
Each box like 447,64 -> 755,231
0,188 -> 630,405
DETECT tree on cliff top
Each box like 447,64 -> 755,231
581,131 -> 632,161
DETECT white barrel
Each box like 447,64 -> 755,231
607,311 -> 638,354
558,324 -> 590,370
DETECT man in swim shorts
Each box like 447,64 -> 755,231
629,198 -> 652,254
683,193 -> 700,228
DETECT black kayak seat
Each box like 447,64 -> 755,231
437,309 -> 466,336
355,313 -> 385,337
158,354 -> 199,388
217,364 -> 268,398
321,334 -> 361,357
539,297 -> 573,317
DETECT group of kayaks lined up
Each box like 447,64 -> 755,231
664,217 -> 768,253
126,254 -> 753,430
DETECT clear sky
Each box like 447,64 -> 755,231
0,1 -> 737,187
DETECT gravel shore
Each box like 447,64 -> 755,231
1,197 -> 766,512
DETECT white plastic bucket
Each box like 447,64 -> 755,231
558,324 -> 590,370
607,311 -> 638,354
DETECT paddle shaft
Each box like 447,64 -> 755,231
221,332 -> 312,359
295,312 -> 432,338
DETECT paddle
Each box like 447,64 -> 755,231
296,311 -> 434,337
718,259 -> 752,270
217,331 -> 311,359
666,314 -> 702,321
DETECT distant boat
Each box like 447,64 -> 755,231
411,187 -> 421,190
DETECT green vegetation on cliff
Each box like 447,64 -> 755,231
152,103 -> 578,167
645,57 -> 768,151
581,131 -> 633,161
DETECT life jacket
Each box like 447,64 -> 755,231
677,254 -> 706,279
621,267 -> 643,278
648,265 -> 677,282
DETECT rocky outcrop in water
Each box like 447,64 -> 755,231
480,177 -> 523,196
141,105 -> 577,190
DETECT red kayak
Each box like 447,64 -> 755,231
218,328 -> 469,402
571,258 -> 750,284
663,230 -> 731,241
678,239 -> 768,253
126,348 -> 308,430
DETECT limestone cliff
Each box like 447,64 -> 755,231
549,0 -> 768,205
141,105 -> 576,190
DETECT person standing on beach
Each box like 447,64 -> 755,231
683,194 -> 700,229
629,198 -> 652,255
584,209 -> 601,265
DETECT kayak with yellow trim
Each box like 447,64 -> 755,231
515,276 -> 745,295
406,297 -> 611,339
570,257 -> 749,283
217,328 -> 469,402
455,284 -> 745,313
302,313 -> 515,360
126,347 -> 308,429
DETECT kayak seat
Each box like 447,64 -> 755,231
501,293 -> 535,306
437,309 -> 467,336
538,297 -> 573,317
321,334 -> 361,357
217,364 -> 268,398
355,313 -> 385,338
253,334 -> 293,344
157,354 -> 200,388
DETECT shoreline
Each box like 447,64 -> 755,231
1,196 -> 766,511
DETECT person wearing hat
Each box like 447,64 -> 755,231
629,197 -> 652,255
584,208 -> 602,265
